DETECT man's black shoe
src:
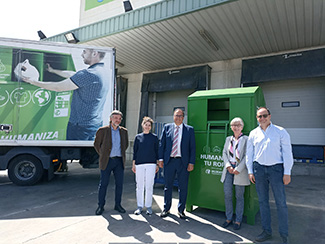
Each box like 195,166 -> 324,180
178,211 -> 187,219
233,222 -> 241,230
281,236 -> 288,244
222,220 -> 232,228
95,206 -> 104,215
160,210 -> 170,218
255,230 -> 272,242
114,205 -> 126,213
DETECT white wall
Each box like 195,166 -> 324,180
119,73 -> 141,161
123,73 -> 142,139
208,58 -> 242,89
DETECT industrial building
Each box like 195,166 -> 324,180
46,0 -> 325,163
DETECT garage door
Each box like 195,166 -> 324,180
259,77 -> 325,146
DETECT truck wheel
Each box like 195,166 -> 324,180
8,155 -> 44,186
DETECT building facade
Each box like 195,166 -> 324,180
47,0 -> 325,163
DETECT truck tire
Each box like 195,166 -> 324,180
8,155 -> 44,186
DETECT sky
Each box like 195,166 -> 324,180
0,0 -> 81,41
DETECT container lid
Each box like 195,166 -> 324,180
188,86 -> 260,100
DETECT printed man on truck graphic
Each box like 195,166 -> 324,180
22,48 -> 110,140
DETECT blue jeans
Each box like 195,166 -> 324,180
98,157 -> 124,207
66,122 -> 102,140
223,171 -> 245,223
253,162 -> 288,237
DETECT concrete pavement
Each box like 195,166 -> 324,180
0,162 -> 324,244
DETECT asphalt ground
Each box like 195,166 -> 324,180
0,162 -> 324,244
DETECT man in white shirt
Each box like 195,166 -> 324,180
246,107 -> 293,244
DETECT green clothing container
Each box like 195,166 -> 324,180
186,86 -> 265,225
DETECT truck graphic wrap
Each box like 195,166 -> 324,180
0,40 -> 115,142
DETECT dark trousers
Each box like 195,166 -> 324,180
98,157 -> 124,207
163,157 -> 189,213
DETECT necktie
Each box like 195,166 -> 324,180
171,126 -> 179,157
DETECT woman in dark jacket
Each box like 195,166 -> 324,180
132,116 -> 159,215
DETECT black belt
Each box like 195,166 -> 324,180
170,156 -> 181,159
110,156 -> 122,159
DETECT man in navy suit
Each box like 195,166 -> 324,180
158,108 -> 196,219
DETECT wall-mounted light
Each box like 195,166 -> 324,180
37,30 -> 47,40
116,60 -> 124,67
168,70 -> 180,75
123,0 -> 133,12
64,32 -> 79,44
199,29 -> 219,51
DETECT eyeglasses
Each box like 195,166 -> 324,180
174,115 -> 184,118
231,124 -> 242,127
257,114 -> 269,119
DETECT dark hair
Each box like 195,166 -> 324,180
174,108 -> 185,117
110,110 -> 123,119
257,106 -> 271,115
141,116 -> 154,127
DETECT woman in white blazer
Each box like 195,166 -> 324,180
220,117 -> 250,230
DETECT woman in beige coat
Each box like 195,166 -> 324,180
220,117 -> 250,230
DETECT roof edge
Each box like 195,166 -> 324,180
44,0 -> 236,43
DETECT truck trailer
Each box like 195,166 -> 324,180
0,37 -> 115,185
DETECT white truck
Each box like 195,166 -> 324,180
0,37 -> 115,185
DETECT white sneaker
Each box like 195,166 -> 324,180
146,207 -> 152,215
134,208 -> 142,215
